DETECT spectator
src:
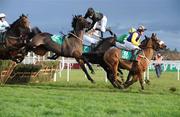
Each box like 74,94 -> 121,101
154,53 -> 163,78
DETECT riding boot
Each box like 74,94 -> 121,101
106,27 -> 113,35
131,50 -> 135,62
91,43 -> 96,51
131,49 -> 139,62
101,32 -> 103,38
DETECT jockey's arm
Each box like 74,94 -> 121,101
4,21 -> 10,27
131,32 -> 140,46
87,21 -> 96,31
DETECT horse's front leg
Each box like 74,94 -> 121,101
138,73 -> 144,90
76,58 -> 95,83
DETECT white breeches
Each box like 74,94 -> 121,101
116,42 -> 126,49
83,34 -> 99,46
124,40 -> 140,50
93,15 -> 107,33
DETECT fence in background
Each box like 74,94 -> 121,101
22,53 -> 180,81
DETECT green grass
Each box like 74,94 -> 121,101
0,68 -> 180,117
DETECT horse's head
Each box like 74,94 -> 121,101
9,14 -> 31,36
72,15 -> 91,31
140,33 -> 166,51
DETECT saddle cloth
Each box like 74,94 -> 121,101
51,35 -> 64,45
121,49 -> 142,61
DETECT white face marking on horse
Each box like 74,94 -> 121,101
159,41 -> 164,45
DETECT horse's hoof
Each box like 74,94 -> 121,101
91,71 -> 95,74
47,56 -> 55,60
123,83 -> 128,89
120,84 -> 125,89
145,80 -> 151,85
91,80 -> 95,84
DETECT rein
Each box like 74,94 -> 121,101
139,51 -> 151,63
69,32 -> 83,42
7,36 -> 19,39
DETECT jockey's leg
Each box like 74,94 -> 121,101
101,31 -> 103,38
100,15 -> 107,38
116,42 -> 126,49
83,34 -> 98,46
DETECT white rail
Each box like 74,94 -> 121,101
22,54 -> 180,81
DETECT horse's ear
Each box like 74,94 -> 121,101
144,35 -> 148,39
152,33 -> 156,37
22,14 -> 25,17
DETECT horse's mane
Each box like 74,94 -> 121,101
6,18 -> 20,32
139,36 -> 150,48
71,15 -> 82,29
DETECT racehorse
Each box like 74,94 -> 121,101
26,15 -> 98,82
104,33 -> 167,89
0,14 -> 31,63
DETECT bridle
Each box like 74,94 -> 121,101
69,31 -> 83,42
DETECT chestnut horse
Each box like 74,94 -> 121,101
26,15 -> 97,82
104,33 -> 167,89
0,14 -> 31,63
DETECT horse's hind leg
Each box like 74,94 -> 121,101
125,71 -> 133,83
47,54 -> 58,60
43,39 -> 62,57
82,56 -> 95,74
100,64 -> 117,88
124,75 -> 138,89
118,66 -> 124,83
113,59 -> 124,87
107,72 -> 118,88
76,58 -> 95,83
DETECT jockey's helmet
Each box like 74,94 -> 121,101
129,27 -> 136,33
87,8 -> 95,17
137,25 -> 147,32
0,13 -> 6,18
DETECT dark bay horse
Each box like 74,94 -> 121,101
26,15 -> 99,82
0,14 -> 31,63
104,33 -> 167,89
81,34 -> 125,88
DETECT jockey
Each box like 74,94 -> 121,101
0,13 -> 9,33
84,7 -> 107,38
116,27 -> 136,49
124,25 -> 147,50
